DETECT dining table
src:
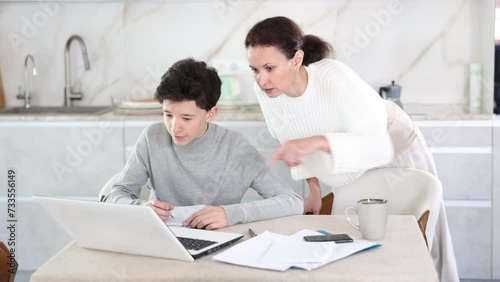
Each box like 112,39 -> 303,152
30,215 -> 438,282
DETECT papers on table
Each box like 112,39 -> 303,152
213,229 -> 380,271
259,236 -> 336,264
164,205 -> 205,226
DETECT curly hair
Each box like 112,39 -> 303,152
154,58 -> 222,111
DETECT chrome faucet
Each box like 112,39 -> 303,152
64,35 -> 91,107
16,54 -> 36,108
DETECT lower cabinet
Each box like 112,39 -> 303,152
493,121 -> 500,279
446,204 -> 492,279
0,121 -> 124,271
417,120 -> 493,279
1,119 -> 497,280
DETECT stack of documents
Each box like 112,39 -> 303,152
213,229 -> 380,271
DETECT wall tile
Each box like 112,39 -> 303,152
0,0 -> 494,110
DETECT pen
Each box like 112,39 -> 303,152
146,185 -> 174,219
248,228 -> 257,238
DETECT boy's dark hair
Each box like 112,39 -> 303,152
154,58 -> 222,111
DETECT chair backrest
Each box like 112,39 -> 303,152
0,241 -> 17,282
99,173 -> 151,202
331,168 -> 442,247
320,192 -> 334,215
305,192 -> 334,215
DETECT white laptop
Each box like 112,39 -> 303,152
34,196 -> 243,261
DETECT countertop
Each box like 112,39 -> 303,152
0,104 -> 494,122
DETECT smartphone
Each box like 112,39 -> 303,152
303,234 -> 353,243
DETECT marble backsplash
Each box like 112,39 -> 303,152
0,0 -> 495,112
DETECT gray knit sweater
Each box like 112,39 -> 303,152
104,122 -> 303,225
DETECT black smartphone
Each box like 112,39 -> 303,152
303,234 -> 353,243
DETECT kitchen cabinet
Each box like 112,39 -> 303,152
492,119 -> 500,279
0,121 -> 124,271
416,120 -> 493,279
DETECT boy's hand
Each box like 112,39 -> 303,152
148,199 -> 174,221
183,206 -> 228,230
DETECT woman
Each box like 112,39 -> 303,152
245,16 -> 458,282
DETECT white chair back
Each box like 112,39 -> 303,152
99,173 -> 151,202
332,168 -> 442,247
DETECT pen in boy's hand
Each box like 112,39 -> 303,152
146,185 -> 174,219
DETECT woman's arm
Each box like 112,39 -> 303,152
304,177 -> 322,215
270,136 -> 330,167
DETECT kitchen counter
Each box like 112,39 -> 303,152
0,104 -> 494,122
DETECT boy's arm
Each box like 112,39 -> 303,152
222,166 -> 303,225
103,132 -> 150,205
214,134 -> 304,226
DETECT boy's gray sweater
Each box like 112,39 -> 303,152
105,122 -> 303,225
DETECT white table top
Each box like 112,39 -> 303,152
31,215 -> 438,282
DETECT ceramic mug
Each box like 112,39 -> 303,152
345,199 -> 388,240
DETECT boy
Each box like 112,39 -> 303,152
104,58 -> 303,230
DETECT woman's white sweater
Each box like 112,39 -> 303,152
255,59 -> 394,187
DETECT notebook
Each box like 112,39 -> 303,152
34,196 -> 243,261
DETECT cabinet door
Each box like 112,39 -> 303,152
446,204 -> 492,279
433,153 -> 491,200
493,124 -> 500,279
416,121 -> 493,279
418,123 -> 492,200
0,121 -> 124,270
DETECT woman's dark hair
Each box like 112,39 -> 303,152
244,16 -> 333,66
154,58 -> 222,111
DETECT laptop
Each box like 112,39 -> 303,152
34,196 -> 243,261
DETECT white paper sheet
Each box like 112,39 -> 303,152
164,205 -> 206,226
259,237 -> 336,264
213,229 -> 380,271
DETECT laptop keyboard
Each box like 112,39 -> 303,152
177,237 -> 217,251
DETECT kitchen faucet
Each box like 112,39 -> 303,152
16,54 -> 36,108
64,35 -> 91,107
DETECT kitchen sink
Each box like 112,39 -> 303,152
0,106 -> 114,115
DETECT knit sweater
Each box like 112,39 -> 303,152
255,59 -> 394,188
104,122 -> 303,226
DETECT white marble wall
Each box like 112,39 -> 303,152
0,0 -> 495,111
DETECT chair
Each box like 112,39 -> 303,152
330,168 -> 442,248
319,192 -> 334,215
304,192 -> 334,215
0,241 -> 17,282
99,173 -> 151,202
